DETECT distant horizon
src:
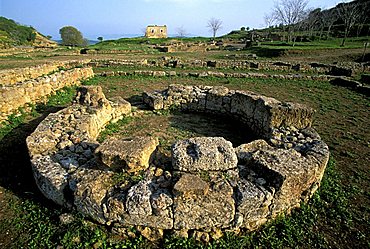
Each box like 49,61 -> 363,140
1,0 -> 344,40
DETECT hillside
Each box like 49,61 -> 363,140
0,16 -> 56,48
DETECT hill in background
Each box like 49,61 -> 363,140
0,16 -> 56,49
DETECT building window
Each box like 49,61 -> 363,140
151,29 -> 154,33
160,29 -> 163,33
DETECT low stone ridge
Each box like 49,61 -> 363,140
97,69 -> 331,82
26,84 -> 329,241
89,58 -> 368,74
143,84 -> 315,137
0,60 -> 91,86
0,66 -> 94,123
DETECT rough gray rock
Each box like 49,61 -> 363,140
172,137 -> 238,172
96,137 -> 159,172
173,172 -> 235,230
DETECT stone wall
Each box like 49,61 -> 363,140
26,86 -> 131,206
0,67 -> 94,123
89,58 -> 369,75
26,85 -> 329,241
143,84 -> 315,137
0,60 -> 91,86
97,69 -> 331,81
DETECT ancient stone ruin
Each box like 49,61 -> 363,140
26,84 -> 329,241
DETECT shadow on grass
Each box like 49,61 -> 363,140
0,106 -> 63,203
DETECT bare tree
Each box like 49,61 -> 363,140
356,7 -> 368,37
337,1 -> 361,46
304,8 -> 321,37
264,13 -> 275,28
176,26 -> 187,38
272,0 -> 309,44
319,10 -> 337,39
207,18 -> 223,40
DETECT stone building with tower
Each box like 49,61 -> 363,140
145,25 -> 168,38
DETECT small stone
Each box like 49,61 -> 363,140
137,226 -> 164,241
210,227 -> 223,240
173,229 -> 188,239
75,145 -> 84,154
192,231 -> 210,243
59,213 -> 75,225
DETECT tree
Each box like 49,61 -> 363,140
264,13 -> 275,28
319,9 -> 337,39
59,26 -> 85,46
176,26 -> 187,37
272,0 -> 309,44
97,36 -> 103,43
207,18 -> 223,40
336,1 -> 361,46
304,8 -> 321,37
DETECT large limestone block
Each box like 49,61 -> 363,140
96,137 -> 159,172
234,178 -> 272,230
246,146 -> 325,216
173,172 -> 235,230
172,137 -> 238,172
104,179 -> 174,229
31,155 -> 69,206
75,85 -> 109,108
72,169 -> 115,224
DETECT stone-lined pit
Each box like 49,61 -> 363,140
26,84 -> 329,241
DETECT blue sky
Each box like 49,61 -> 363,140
1,0 -> 343,40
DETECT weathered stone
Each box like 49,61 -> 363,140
246,145 -> 328,217
137,226 -> 164,241
126,180 -> 153,216
75,85 -> 109,107
31,155 -> 69,206
172,137 -> 238,172
96,137 -> 159,172
72,169 -> 115,224
59,213 -> 75,225
235,140 -> 270,162
234,179 -> 271,230
173,173 -> 235,230
173,173 -> 209,197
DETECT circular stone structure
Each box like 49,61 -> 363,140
26,85 -> 329,241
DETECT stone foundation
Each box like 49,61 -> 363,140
0,67 -> 94,123
0,60 -> 91,86
26,85 -> 329,241
89,58 -> 368,75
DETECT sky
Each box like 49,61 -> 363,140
0,0 -> 344,40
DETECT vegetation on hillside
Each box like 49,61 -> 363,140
0,16 -> 36,48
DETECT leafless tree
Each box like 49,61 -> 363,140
207,18 -> 223,40
356,7 -> 368,37
319,10 -> 337,39
304,8 -> 321,37
337,1 -> 361,46
272,0 -> 309,44
264,13 -> 276,28
176,26 -> 187,38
